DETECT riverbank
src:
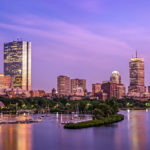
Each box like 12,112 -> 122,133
64,114 -> 124,129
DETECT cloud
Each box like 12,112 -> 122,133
0,14 -> 132,59
0,14 -> 134,91
78,0 -> 101,12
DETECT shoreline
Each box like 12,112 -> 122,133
64,114 -> 124,129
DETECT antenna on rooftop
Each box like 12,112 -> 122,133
136,50 -> 138,58
17,37 -> 23,41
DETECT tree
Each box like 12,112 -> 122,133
93,108 -> 104,120
98,103 -> 112,117
106,98 -> 119,114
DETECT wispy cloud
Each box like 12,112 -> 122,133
0,14 -> 135,90
0,14 -> 132,58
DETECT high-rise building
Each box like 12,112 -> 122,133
92,83 -> 101,96
4,41 -> 31,91
128,53 -> 146,93
101,81 -> 118,98
71,79 -> 86,93
101,81 -> 125,99
0,74 -> 12,89
52,88 -> 56,96
110,71 -> 121,84
57,75 -> 70,95
116,84 -> 126,99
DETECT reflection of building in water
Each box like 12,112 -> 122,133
0,117 -> 32,150
113,111 -> 147,150
129,111 -> 147,150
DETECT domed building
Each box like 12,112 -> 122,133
110,71 -> 121,84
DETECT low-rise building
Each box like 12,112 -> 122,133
0,74 -> 12,89
30,90 -> 46,97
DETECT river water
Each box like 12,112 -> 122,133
0,110 -> 150,150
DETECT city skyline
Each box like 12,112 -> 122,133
1,0 -> 150,91
0,39 -> 150,93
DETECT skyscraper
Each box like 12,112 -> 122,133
4,41 -> 31,91
71,79 -> 86,93
128,53 -> 146,93
57,75 -> 70,95
92,83 -> 101,96
110,71 -> 121,84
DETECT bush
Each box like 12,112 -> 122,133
64,114 -> 124,129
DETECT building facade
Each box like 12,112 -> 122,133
128,56 -> 146,93
101,81 -> 125,99
30,90 -> 46,97
101,81 -> 118,98
72,87 -> 85,96
0,74 -> 12,89
92,83 -> 101,96
71,79 -> 86,93
57,75 -> 70,95
4,41 -> 31,91
116,84 -> 126,99
52,88 -> 56,96
110,71 -> 121,84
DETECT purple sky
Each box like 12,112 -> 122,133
1,0 -> 150,92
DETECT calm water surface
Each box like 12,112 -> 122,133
0,110 -> 150,150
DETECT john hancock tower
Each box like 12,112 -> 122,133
4,41 -> 31,91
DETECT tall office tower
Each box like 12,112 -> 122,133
4,41 -> 31,91
92,83 -> 101,96
128,53 -> 146,93
71,79 -> 86,93
57,75 -> 70,95
110,71 -> 121,84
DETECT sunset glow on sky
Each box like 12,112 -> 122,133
1,0 -> 150,91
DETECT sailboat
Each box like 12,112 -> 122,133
74,104 -> 79,118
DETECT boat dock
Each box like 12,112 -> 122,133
0,119 -> 42,125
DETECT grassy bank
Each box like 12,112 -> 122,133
64,114 -> 124,129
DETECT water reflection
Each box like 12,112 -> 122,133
128,110 -> 147,150
0,115 -> 32,150
0,112 -> 150,150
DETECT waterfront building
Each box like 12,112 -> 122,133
101,81 -> 118,98
71,79 -> 86,94
92,83 -> 101,96
98,90 -> 108,101
116,84 -> 126,99
57,75 -> 70,95
52,88 -> 56,96
4,41 -> 31,91
101,81 -> 125,99
5,88 -> 30,98
128,54 -> 146,93
148,86 -> 150,93
0,74 -> 12,89
110,71 -> 121,84
72,87 -> 85,96
30,90 -> 45,97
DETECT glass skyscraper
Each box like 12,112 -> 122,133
4,41 -> 31,91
